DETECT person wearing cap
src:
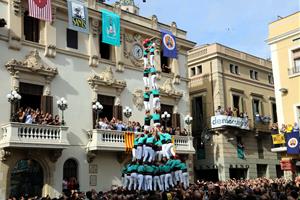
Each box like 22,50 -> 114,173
144,163 -> 154,191
152,88 -> 160,110
137,162 -> 145,191
127,162 -> 138,191
152,109 -> 161,127
143,87 -> 151,111
153,163 -> 163,191
143,131 -> 155,163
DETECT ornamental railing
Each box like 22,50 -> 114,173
0,122 -> 70,149
87,129 -> 195,154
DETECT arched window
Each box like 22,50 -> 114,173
63,159 -> 78,180
10,159 -> 43,198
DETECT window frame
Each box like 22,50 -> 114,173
66,28 -> 78,49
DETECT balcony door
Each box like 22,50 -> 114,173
10,159 -> 44,199
19,82 -> 43,110
161,104 -> 173,128
97,94 -> 115,120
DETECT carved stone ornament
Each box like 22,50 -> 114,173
87,151 -> 97,163
91,19 -> 99,37
87,66 -> 127,90
0,149 -> 11,161
13,0 -> 22,16
48,149 -> 62,162
159,78 -> 183,99
132,89 -> 144,111
5,49 -> 58,80
8,30 -> 21,50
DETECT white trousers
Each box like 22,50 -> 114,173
123,174 -> 131,189
155,150 -> 163,161
143,77 -> 150,88
144,101 -> 150,111
151,74 -> 158,89
143,146 -> 154,162
132,148 -> 137,161
129,173 -> 137,191
175,170 -> 182,184
143,57 -> 148,68
137,174 -> 144,191
136,146 -> 143,160
182,172 -> 189,189
153,97 -> 160,109
145,175 -> 153,191
165,143 -> 175,159
164,173 -> 174,191
159,174 -> 165,191
150,55 -> 155,66
153,176 -> 163,191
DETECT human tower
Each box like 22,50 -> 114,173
121,38 -> 189,191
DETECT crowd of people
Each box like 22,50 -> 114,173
95,117 -> 188,136
14,107 -> 60,125
214,106 -> 249,119
9,177 -> 300,200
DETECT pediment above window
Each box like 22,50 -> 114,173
87,66 -> 127,90
5,49 -> 58,79
159,78 -> 183,99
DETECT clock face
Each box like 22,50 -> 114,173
131,43 -> 143,60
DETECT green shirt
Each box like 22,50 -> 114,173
144,115 -> 152,126
134,138 -> 139,146
137,165 -> 145,173
171,159 -> 182,169
144,91 -> 150,101
155,139 -> 162,146
144,164 -> 154,173
152,113 -> 160,121
146,135 -> 155,144
164,133 -> 172,141
152,89 -> 160,96
127,164 -> 138,173
150,67 -> 156,73
138,134 -> 147,144
161,165 -> 171,173
178,162 -> 187,170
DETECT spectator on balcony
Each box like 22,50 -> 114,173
17,107 -> 25,122
293,122 -> 299,131
25,109 -> 33,124
225,107 -> 233,116
233,108 -> 239,117
134,122 -> 142,132
280,124 -> 287,133
215,106 -> 224,116
174,127 -> 181,135
52,115 -> 61,126
116,120 -> 126,131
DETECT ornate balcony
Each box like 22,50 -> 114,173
0,123 -> 70,149
87,129 -> 195,154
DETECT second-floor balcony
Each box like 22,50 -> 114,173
87,129 -> 195,154
210,115 -> 250,130
0,122 -> 70,149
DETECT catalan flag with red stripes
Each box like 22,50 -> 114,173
28,0 -> 52,22
125,132 -> 135,153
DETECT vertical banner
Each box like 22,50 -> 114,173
67,0 -> 89,33
101,9 -> 120,46
286,130 -> 300,154
237,144 -> 245,159
28,0 -> 52,21
161,30 -> 177,58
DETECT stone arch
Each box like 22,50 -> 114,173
3,149 -> 54,199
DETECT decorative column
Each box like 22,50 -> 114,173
8,0 -> 23,50
151,15 -> 158,30
154,47 -> 161,80
89,18 -> 100,67
44,6 -> 57,58
11,71 -> 20,91
114,3 -> 124,72
170,21 -> 180,84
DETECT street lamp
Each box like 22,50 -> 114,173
57,97 -> 68,126
184,115 -> 193,135
123,106 -> 132,120
161,111 -> 171,129
7,90 -> 21,122
92,101 -> 103,123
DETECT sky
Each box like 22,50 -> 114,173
107,0 -> 300,59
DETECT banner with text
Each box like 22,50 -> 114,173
211,115 -> 249,130
68,0 -> 89,33
101,9 -> 120,46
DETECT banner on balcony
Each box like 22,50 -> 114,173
272,134 -> 285,145
68,0 -> 89,33
211,115 -> 249,130
237,144 -> 245,159
161,29 -> 177,58
125,132 -> 134,153
286,130 -> 300,154
101,9 -> 120,46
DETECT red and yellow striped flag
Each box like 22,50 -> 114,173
125,132 -> 135,153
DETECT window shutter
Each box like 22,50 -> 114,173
172,113 -> 181,129
41,96 -> 53,114
113,105 -> 123,121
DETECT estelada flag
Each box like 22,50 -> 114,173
272,134 -> 285,145
28,0 -> 52,22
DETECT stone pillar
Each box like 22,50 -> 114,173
89,18 -> 100,67
44,7 -> 57,58
114,3 -> 124,72
212,58 -> 225,110
155,48 -> 161,79
187,154 -> 194,183
171,58 -> 180,84
151,15 -> 158,30
11,71 -> 20,91
43,76 -> 52,96
8,0 -> 23,50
